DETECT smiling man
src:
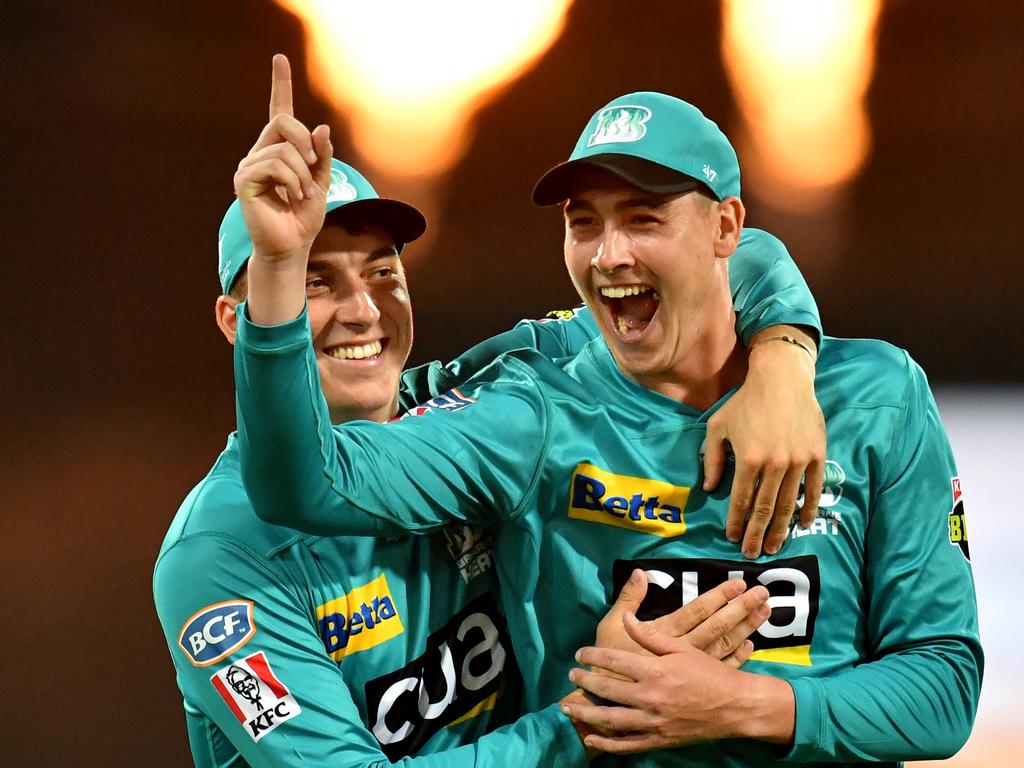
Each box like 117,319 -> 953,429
233,89 -> 981,766
155,59 -> 832,768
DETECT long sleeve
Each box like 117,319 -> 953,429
729,227 -> 821,345
234,306 -> 548,537
784,355 -> 982,762
154,535 -> 585,768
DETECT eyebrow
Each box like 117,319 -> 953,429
307,248 -> 400,272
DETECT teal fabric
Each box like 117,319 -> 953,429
533,91 -> 741,204
234,316 -> 982,766
153,439 -> 584,768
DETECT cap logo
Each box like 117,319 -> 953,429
327,168 -> 359,203
587,105 -> 652,147
218,234 -> 231,284
702,164 -> 718,183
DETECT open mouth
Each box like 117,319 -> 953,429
323,339 -> 385,361
599,285 -> 660,338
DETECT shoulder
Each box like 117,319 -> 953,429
157,438 -> 307,563
815,337 -> 921,411
738,226 -> 786,251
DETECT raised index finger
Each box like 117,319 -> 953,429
270,53 -> 294,119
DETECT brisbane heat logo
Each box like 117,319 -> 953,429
568,463 -> 690,537
948,476 -> 970,560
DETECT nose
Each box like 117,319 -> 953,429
591,227 -> 635,275
334,285 -> 381,329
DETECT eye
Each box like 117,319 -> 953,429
369,265 -> 395,280
630,214 -> 661,226
567,215 -> 598,231
305,276 -> 328,292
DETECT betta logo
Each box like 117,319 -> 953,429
316,574 -> 404,661
568,463 -> 690,537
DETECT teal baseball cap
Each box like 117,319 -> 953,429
217,158 -> 426,293
532,92 -> 741,206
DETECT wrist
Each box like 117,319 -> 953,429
246,255 -> 308,326
729,672 -> 795,744
747,333 -> 817,382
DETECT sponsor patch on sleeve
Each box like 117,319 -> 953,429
539,306 -> 583,323
391,388 -> 477,421
210,652 -> 301,742
948,476 -> 970,560
178,600 -> 256,667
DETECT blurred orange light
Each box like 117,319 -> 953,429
276,0 -> 574,178
722,0 -> 881,211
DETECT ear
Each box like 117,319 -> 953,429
713,196 -> 745,259
215,295 -> 240,345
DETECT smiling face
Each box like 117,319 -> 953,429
562,167 -> 744,400
303,222 -> 413,424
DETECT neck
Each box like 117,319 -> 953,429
328,395 -> 400,426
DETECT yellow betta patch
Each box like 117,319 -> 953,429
316,574 -> 404,662
568,463 -> 690,537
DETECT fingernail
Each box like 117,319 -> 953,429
765,544 -> 779,555
307,186 -> 317,200
568,669 -> 578,682
758,604 -> 772,618
560,705 -> 571,716
630,568 -> 643,584
575,649 -> 582,662
295,187 -> 304,201
306,149 -> 318,163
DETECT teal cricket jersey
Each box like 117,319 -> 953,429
234,326 -> 982,766
153,438 -> 585,768
155,223 -> 819,766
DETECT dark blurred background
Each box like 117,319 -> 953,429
2,1 -> 1021,764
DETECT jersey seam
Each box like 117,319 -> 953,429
502,355 -> 554,523
158,530 -> 298,593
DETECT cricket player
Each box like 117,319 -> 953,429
234,90 -> 982,765
155,58 -> 830,767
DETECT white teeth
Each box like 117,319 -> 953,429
600,285 -> 651,298
327,340 -> 383,360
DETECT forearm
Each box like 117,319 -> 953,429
233,305 -> 400,536
784,641 -> 980,762
247,252 -> 308,326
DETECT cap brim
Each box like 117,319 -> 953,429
326,197 -> 427,249
532,153 -> 703,206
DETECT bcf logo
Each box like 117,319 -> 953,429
178,599 -> 256,667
